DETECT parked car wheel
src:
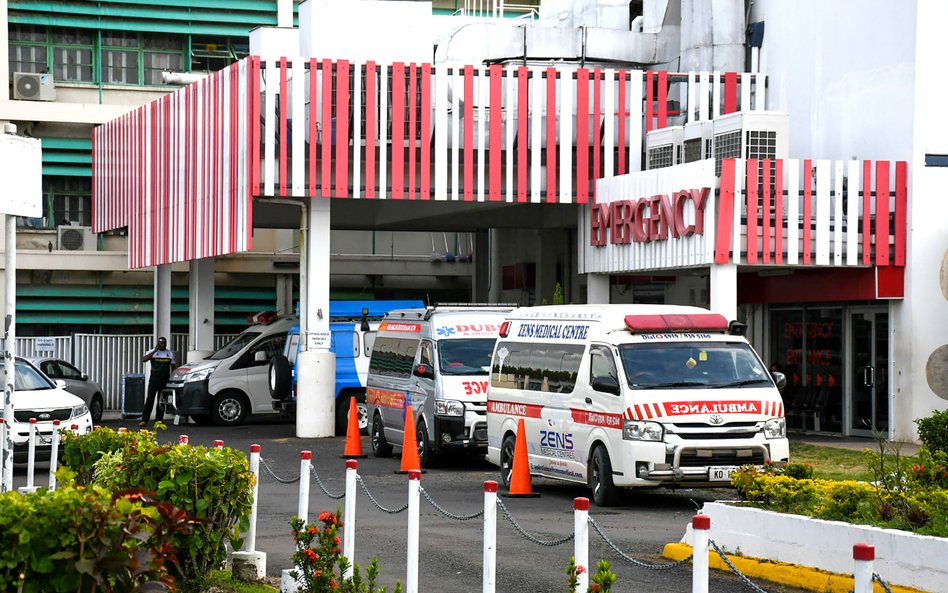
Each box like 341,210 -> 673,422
371,413 -> 392,458
211,391 -> 248,426
89,394 -> 103,424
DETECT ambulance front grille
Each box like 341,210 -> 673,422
670,448 -> 766,467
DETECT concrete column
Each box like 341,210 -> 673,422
709,264 -> 738,320
154,264 -> 172,341
488,229 -> 501,303
586,273 -> 610,304
297,199 -> 335,438
277,0 -> 293,28
275,273 -> 295,316
187,258 -> 214,362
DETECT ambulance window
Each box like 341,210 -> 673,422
368,336 -> 419,379
418,340 -> 434,366
589,345 -> 618,384
490,341 -> 584,394
363,332 -> 376,357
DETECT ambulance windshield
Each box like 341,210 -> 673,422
439,338 -> 495,375
618,341 -> 772,389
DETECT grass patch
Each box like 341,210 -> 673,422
204,570 -> 279,593
789,442 -> 875,481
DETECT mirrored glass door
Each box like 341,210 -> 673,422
848,308 -> 889,436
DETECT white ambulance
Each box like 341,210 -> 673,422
486,304 -> 789,506
365,304 -> 513,467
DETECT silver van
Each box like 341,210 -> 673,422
365,305 -> 512,466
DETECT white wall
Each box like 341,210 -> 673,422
752,0 -> 916,162
897,0 -> 948,440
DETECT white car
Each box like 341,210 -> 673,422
9,358 -> 93,463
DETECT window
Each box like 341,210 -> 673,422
491,341 -> 585,394
588,344 -> 618,385
52,29 -> 94,82
368,336 -> 419,379
438,338 -> 494,375
9,25 -> 47,74
102,31 -> 183,85
330,330 -> 359,358
617,341 -> 771,389
19,177 -> 92,230
419,340 -> 433,366
363,332 -> 377,357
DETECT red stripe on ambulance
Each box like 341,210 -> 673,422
570,409 -> 623,429
663,400 -> 762,415
379,322 -> 422,333
487,400 -> 544,418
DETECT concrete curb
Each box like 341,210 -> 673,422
661,543 -> 926,593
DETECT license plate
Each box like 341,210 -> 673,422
708,466 -> 738,482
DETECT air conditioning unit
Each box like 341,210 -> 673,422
682,121 -> 714,164
13,72 -> 56,101
645,126 -> 683,170
712,112 -> 789,174
57,226 -> 97,251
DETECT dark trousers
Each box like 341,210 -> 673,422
141,374 -> 170,424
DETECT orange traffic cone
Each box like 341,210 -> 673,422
503,418 -> 540,497
341,396 -> 367,459
399,410 -> 422,473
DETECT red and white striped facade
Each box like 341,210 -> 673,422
92,56 -> 766,268
583,158 -> 907,290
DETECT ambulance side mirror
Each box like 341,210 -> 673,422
414,363 -> 435,379
591,375 -> 620,396
771,371 -> 787,393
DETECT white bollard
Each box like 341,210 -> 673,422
692,515 -> 710,593
483,481 -> 498,593
407,469 -> 421,593
298,451 -> 312,523
574,497 -> 589,592
853,543 -> 875,593
214,439 -> 224,449
232,444 -> 266,580
178,434 -> 189,444
19,419 -> 38,494
344,459 -> 358,579
48,420 -> 61,490
0,418 -> 5,491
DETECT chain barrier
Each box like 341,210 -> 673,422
258,457 -> 302,484
709,540 -> 774,593
872,573 -> 894,593
418,487 -> 484,521
356,475 -> 409,514
495,498 -> 574,547
587,516 -> 694,570
308,465 -> 345,500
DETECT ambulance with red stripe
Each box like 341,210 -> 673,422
365,305 -> 513,467
486,304 -> 789,506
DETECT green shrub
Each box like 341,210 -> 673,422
0,482 -> 190,593
566,557 -> 616,593
810,480 -> 876,521
915,409 -> 948,454
93,442 -> 255,593
60,425 -> 157,484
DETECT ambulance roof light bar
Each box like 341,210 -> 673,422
624,313 -> 730,334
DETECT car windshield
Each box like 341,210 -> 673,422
209,331 -> 263,360
15,360 -> 53,391
438,338 -> 495,375
618,341 -> 772,389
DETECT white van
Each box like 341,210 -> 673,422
365,305 -> 513,467
486,304 -> 789,506
162,313 -> 293,426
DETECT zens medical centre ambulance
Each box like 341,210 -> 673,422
486,304 -> 789,506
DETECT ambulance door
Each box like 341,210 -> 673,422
573,344 -> 623,479
532,342 -> 585,483
412,340 -> 437,439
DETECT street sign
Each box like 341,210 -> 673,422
0,134 -> 41,217
35,338 -> 55,352
307,331 -> 332,350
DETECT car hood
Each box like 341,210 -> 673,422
12,387 -> 85,410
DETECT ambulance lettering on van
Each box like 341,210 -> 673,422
486,304 -> 790,507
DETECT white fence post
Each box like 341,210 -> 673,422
19,419 -> 38,494
48,420 -> 61,490
853,543 -> 875,593
574,497 -> 589,592
483,480 -> 498,593
178,434 -> 189,445
214,439 -> 224,449
0,418 -> 5,491
692,515 -> 710,593
245,444 -> 261,552
232,443 -> 266,580
298,450 -> 312,523
344,459 -> 358,579
407,469 -> 421,593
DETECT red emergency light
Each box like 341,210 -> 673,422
624,313 -> 729,334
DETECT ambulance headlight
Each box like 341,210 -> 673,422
435,399 -> 464,417
623,420 -> 664,442
181,367 -> 214,383
763,418 -> 786,439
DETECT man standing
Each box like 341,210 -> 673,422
140,337 -> 176,427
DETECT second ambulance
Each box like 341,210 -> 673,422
486,304 -> 789,506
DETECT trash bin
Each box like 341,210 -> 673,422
121,373 -> 146,419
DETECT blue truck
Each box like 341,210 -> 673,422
269,299 -> 424,434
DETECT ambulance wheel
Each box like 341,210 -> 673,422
590,446 -> 619,507
372,414 -> 393,458
416,420 -> 437,468
499,433 -> 517,488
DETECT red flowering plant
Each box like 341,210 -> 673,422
290,511 -> 402,593
565,557 -> 617,593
